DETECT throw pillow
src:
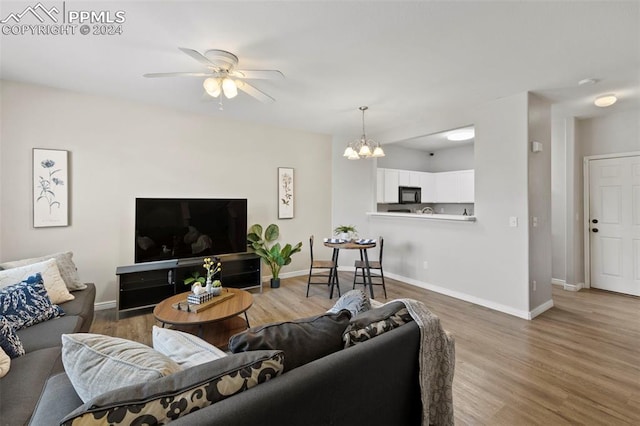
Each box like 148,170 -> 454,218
62,333 -> 182,403
61,350 -> 284,425
327,289 -> 371,318
152,326 -> 228,368
343,301 -> 413,348
229,310 -> 351,372
0,258 -> 74,304
0,346 -> 9,378
0,316 -> 25,359
0,251 -> 86,291
0,274 -> 64,331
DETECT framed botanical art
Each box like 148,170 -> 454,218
33,148 -> 69,227
278,167 -> 294,219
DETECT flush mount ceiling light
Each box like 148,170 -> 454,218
446,128 -> 475,141
594,94 -> 617,107
343,106 -> 385,160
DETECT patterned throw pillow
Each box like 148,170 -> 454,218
0,274 -> 64,331
61,350 -> 285,425
0,316 -> 25,359
0,258 -> 74,304
62,333 -> 182,403
0,345 -> 9,377
0,251 -> 86,291
152,326 -> 228,368
343,301 -> 413,347
327,289 -> 371,318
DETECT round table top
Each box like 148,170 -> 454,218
153,287 -> 253,326
323,241 -> 376,249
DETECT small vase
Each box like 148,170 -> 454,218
211,287 -> 222,296
205,278 -> 212,294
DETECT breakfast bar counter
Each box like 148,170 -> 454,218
367,212 -> 476,222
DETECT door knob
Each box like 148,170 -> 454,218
592,228 -> 599,233
592,219 -> 598,224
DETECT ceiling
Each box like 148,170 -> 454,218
1,1 -> 638,149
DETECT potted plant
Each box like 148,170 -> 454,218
334,224 -> 358,241
247,223 -> 302,288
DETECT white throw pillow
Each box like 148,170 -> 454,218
62,333 -> 182,403
0,346 -> 10,378
0,251 -> 86,291
0,259 -> 74,304
152,326 -> 227,368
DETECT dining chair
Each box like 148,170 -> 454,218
353,236 -> 387,299
307,235 -> 340,298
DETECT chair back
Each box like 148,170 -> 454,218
309,235 -> 315,262
378,236 -> 384,264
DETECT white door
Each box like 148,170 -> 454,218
589,155 -> 640,296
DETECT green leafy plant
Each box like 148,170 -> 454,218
334,225 -> 357,236
183,271 -> 205,286
247,224 -> 302,280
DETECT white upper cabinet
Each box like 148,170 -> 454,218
377,168 -> 474,204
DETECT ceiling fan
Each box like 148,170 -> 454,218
144,48 -> 284,104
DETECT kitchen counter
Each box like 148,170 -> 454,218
367,212 -> 476,222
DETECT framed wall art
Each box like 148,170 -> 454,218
33,148 -> 69,227
278,167 -> 294,219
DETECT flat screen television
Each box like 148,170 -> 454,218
135,198 -> 248,263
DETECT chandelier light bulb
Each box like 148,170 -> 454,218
343,146 -> 356,157
372,146 -> 385,157
347,151 -> 361,160
358,142 -> 372,157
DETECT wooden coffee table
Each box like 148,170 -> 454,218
153,287 -> 253,348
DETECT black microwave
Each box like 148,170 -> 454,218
398,186 -> 421,204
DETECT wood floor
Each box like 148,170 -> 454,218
92,274 -> 640,425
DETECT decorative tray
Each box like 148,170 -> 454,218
171,292 -> 235,313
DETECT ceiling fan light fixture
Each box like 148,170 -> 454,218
222,78 -> 238,99
447,129 -> 475,141
203,77 -> 221,97
594,94 -> 617,107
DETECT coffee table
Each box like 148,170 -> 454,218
153,287 -> 253,348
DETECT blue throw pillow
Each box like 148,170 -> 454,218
0,316 -> 25,358
0,273 -> 64,331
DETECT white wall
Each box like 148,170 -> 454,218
0,81 -> 332,304
376,143 -> 474,173
527,93 -> 552,311
335,93 -> 534,317
551,114 -> 567,282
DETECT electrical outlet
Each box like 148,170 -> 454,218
423,261 -> 429,270
532,217 -> 538,227
509,216 -> 518,227
532,280 -> 537,291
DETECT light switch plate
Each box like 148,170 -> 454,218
509,216 -> 518,227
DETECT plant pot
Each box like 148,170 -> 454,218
210,286 -> 222,296
270,278 -> 280,288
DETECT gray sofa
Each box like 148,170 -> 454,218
33,319 -> 422,426
0,284 -> 95,426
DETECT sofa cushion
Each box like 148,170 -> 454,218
61,350 -> 284,425
0,274 -> 64,331
152,326 -> 227,368
0,258 -> 74,304
0,316 -> 24,358
343,301 -> 413,347
17,315 -> 82,352
58,283 -> 95,333
229,310 -> 351,372
0,251 -> 86,291
30,373 -> 84,426
0,346 -> 9,378
327,289 -> 371,318
61,333 -> 182,402
0,346 -> 64,425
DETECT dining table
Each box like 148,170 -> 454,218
323,239 -> 377,298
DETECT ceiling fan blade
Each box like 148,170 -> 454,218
236,81 -> 275,103
178,47 -> 215,66
232,69 -> 285,80
143,72 -> 212,78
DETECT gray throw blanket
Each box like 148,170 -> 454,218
394,298 -> 455,426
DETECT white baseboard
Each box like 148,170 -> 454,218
263,270 -> 308,281
551,278 -> 565,286
95,301 -> 116,311
529,299 -> 554,319
563,282 -> 584,292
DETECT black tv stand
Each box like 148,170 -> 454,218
115,252 -> 261,320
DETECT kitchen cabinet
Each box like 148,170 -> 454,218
458,170 -> 475,202
435,170 -> 474,203
383,169 -> 399,203
377,168 -> 473,204
420,172 -> 436,202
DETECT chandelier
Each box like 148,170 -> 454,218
343,106 -> 385,160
